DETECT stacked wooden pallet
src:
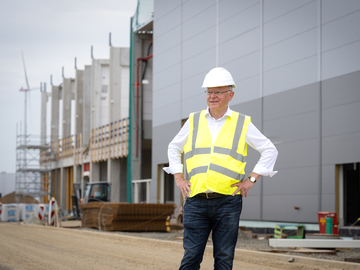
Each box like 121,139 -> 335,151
80,202 -> 176,231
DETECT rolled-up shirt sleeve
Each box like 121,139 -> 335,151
163,120 -> 189,174
246,122 -> 278,177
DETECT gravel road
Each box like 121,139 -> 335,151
0,223 -> 359,270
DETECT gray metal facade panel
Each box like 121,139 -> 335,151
322,194 -> 335,212
275,139 -> 319,170
322,40 -> 360,80
231,75 -> 261,104
182,5 -> 216,41
218,2 -> 260,44
181,74 -> 205,101
322,70 -> 360,109
220,51 -> 260,82
154,25 -> 181,56
322,101 -> 360,138
153,0 -> 181,21
152,120 -> 182,146
181,93 -> 206,118
322,10 -> 360,52
264,110 -> 319,144
218,0 -> 259,22
263,82 -> 319,121
239,195 -> 261,220
263,194 -> 318,222
154,44 -> 181,72
182,47 -> 217,80
154,6 -> 181,40
322,165 -> 335,195
219,28 -> 260,65
182,27 -> 216,61
322,132 -> 360,165
263,56 -> 317,96
182,0 -> 215,22
264,1 -> 317,47
264,29 -> 317,72
263,0 -> 314,23
153,81 -> 181,110
321,0 -> 360,24
153,100 -> 181,127
263,166 -> 318,196
153,63 -> 181,93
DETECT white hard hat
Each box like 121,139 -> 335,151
201,67 -> 236,88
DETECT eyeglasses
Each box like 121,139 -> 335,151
204,90 -> 231,96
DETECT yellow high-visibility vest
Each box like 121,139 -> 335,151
184,110 -> 251,197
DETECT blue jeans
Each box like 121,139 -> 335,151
179,194 -> 242,270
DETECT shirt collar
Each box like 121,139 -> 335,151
205,106 -> 233,121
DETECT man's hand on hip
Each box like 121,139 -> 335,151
174,173 -> 191,199
230,173 -> 260,197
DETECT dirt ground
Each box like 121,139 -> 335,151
0,223 -> 358,270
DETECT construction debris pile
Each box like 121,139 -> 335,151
81,202 -> 176,231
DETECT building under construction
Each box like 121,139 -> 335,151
21,0 -> 360,228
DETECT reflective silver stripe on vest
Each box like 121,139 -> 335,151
213,147 -> 247,163
213,113 -> 246,162
184,147 -> 211,160
188,166 -> 208,178
209,163 -> 245,180
185,111 -> 205,160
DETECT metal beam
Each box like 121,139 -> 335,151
269,239 -> 360,248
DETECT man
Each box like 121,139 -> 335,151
164,67 -> 278,269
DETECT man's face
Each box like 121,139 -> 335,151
206,86 -> 234,115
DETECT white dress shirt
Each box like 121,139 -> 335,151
164,107 -> 278,178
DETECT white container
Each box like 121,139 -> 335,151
19,204 -> 39,221
3,204 -> 20,222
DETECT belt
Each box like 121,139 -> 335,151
196,192 -> 226,199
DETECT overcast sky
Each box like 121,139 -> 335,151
0,0 -> 138,173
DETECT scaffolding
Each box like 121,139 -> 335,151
15,133 -> 54,202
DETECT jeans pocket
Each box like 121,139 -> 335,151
225,195 -> 242,204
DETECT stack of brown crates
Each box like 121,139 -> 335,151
81,202 -> 176,231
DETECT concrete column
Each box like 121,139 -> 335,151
73,165 -> 81,184
83,66 -> 92,147
108,159 -> 120,202
60,167 -> 66,211
40,92 -> 48,145
90,162 -> 100,183
75,70 -> 84,135
91,59 -> 110,129
50,86 -> 60,141
62,78 -> 74,138
108,47 -> 130,202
